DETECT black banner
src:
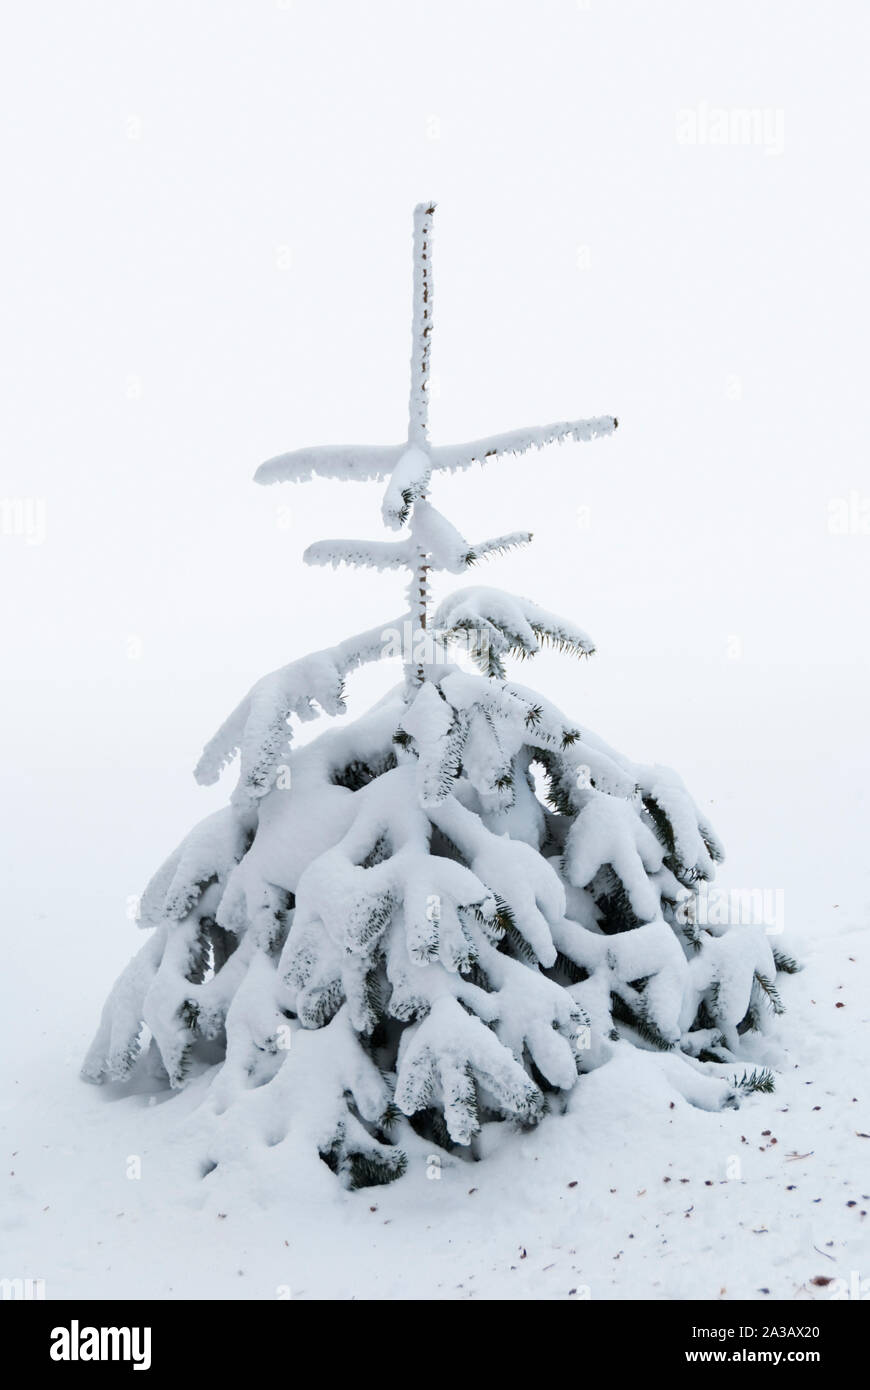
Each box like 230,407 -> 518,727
3,1297 -> 862,1373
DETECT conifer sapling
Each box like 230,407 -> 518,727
84,204 -> 791,1188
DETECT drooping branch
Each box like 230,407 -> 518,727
194,614 -> 409,793
434,586 -> 596,677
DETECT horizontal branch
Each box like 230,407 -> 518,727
254,416 -> 617,487
429,416 -> 618,475
304,539 -> 413,572
255,443 -> 406,486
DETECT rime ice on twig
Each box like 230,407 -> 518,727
408,202 -> 435,446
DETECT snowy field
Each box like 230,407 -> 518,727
2,688 -> 868,1302
2,1 -> 869,1302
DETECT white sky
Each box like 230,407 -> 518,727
1,1 -> 868,961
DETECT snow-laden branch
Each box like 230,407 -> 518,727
428,416 -> 617,474
434,585 -> 596,676
86,651 -> 786,1167
410,501 -> 471,574
304,538 -> 413,571
254,416 -> 616,488
382,444 -> 431,529
255,443 -> 407,487
465,531 -> 532,564
304,510 -> 529,579
194,614 -> 411,793
395,996 -> 544,1144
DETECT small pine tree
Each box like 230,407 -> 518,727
84,204 -> 790,1187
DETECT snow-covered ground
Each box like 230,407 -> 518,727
3,725 -> 868,1302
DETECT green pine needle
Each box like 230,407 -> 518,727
772,948 -> 803,975
731,1067 -> 776,1095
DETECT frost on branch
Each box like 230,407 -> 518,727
255,442 -> 407,487
435,586 -> 595,677
254,420 -> 618,489
193,615 -> 408,808
427,417 -> 618,474
85,203 -> 791,1190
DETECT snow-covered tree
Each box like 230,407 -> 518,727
84,204 -> 793,1188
